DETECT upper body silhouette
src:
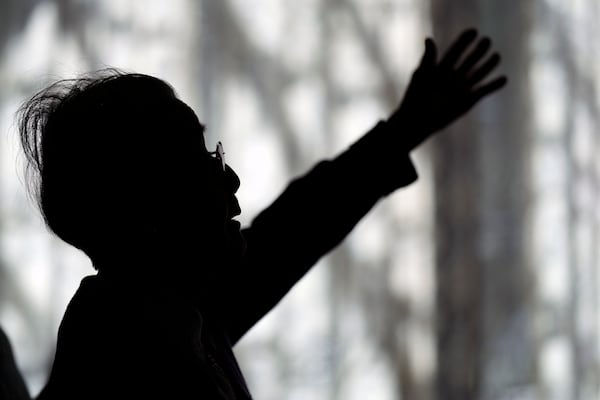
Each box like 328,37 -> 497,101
14,29 -> 505,399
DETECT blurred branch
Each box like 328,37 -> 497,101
338,0 -> 404,106
200,1 -> 305,173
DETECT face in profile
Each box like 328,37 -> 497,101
151,98 -> 246,265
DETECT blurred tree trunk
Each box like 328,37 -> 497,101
429,0 -> 534,399
0,0 -> 39,57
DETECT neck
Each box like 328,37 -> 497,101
91,239 -> 230,307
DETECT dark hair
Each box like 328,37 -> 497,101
18,69 -> 186,261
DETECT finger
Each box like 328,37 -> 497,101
456,37 -> 491,75
466,53 -> 501,86
440,28 -> 478,68
420,38 -> 438,68
469,76 -> 508,104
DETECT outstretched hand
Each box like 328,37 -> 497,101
388,29 -> 507,151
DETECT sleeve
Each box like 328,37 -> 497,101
224,121 -> 418,343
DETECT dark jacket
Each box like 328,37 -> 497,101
36,121 -> 417,399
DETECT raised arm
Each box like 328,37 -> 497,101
224,29 -> 506,343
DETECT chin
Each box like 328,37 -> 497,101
225,224 -> 247,262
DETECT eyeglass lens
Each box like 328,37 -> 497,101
215,141 -> 225,171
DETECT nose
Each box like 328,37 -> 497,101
225,166 -> 242,218
226,165 -> 240,194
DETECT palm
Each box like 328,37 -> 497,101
390,29 -> 507,151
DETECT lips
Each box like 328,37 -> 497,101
228,219 -> 241,230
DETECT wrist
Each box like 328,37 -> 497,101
338,120 -> 418,195
386,109 -> 429,152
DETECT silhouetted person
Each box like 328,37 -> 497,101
14,29 -> 505,399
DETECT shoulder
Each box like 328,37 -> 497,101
49,276 -> 205,395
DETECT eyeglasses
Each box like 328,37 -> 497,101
209,141 -> 226,172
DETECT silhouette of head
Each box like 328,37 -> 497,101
18,69 -> 244,278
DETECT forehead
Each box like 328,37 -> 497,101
109,75 -> 206,145
167,99 -> 207,151
100,75 -> 210,156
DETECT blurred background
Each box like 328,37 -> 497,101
0,0 -> 598,399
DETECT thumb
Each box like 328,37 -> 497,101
419,38 -> 437,68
